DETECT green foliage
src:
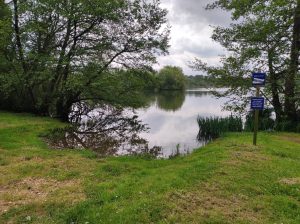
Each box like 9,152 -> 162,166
1,112 -> 300,223
82,68 -> 159,108
0,1 -> 11,49
276,121 -> 300,133
245,109 -> 276,131
192,0 -> 299,124
185,75 -> 216,88
0,0 -> 169,120
0,1 -> 12,67
0,1 -> 13,104
197,115 -> 243,141
158,66 -> 186,90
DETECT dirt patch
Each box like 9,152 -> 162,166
0,177 -> 85,214
231,151 -> 269,162
0,124 -> 21,129
278,135 -> 300,144
17,156 -> 45,163
223,150 -> 269,168
279,178 -> 300,185
167,183 -> 263,223
225,143 -> 259,152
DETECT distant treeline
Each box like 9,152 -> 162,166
185,75 -> 216,88
121,67 -> 218,92
93,68 -> 217,97
129,68 -> 218,92
116,65 -> 187,92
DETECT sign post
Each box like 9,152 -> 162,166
253,89 -> 260,145
251,73 -> 266,146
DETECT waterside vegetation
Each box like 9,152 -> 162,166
192,0 -> 300,129
1,112 -> 300,223
197,116 -> 243,141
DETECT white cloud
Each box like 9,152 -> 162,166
156,0 -> 231,75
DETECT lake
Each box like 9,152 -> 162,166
135,89 -> 230,157
49,89 -> 230,158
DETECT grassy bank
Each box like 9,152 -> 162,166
0,112 -> 299,223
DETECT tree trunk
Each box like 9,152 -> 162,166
13,0 -> 37,109
285,0 -> 300,122
268,50 -> 283,123
55,93 -> 79,122
55,99 -> 71,122
271,78 -> 283,123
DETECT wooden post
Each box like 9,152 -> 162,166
253,87 -> 260,146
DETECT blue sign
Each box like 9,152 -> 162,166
252,73 -> 266,87
251,97 -> 265,110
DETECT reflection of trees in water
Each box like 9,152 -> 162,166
185,90 -> 214,97
136,91 -> 185,112
140,90 -> 213,112
138,92 -> 157,109
45,90 -> 216,157
47,103 -> 161,157
156,91 -> 185,112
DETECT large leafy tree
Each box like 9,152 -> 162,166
286,0 -> 300,122
192,0 -> 299,124
0,0 -> 11,51
0,0 -> 13,97
158,66 -> 186,90
1,0 -> 169,120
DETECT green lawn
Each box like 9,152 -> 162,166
0,112 -> 299,224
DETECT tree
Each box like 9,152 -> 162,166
1,0 -> 169,121
158,66 -> 186,90
0,0 -> 12,97
192,0 -> 299,125
0,0 -> 11,50
83,68 -> 160,108
285,0 -> 300,122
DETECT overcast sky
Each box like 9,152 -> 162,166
155,0 -> 232,75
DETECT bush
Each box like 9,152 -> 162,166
276,121 -> 300,133
244,109 -> 275,131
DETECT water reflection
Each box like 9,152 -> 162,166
136,89 -> 230,157
142,90 -> 213,112
46,89 -> 229,158
157,91 -> 185,112
47,104 -> 162,157
186,89 -> 214,97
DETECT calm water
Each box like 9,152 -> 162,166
49,89 -> 230,158
136,89 -> 230,157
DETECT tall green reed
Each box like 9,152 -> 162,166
197,115 -> 243,142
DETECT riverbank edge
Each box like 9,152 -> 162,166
0,111 -> 299,223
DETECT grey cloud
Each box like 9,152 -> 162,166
156,0 -> 231,75
163,0 -> 231,29
172,37 -> 224,57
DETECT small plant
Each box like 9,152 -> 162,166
197,115 -> 243,142
176,143 -> 180,154
169,144 -> 181,158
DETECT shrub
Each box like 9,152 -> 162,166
276,121 -> 300,133
244,109 -> 275,131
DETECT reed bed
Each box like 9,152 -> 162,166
197,116 -> 243,141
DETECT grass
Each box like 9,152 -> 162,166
0,111 -> 299,223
